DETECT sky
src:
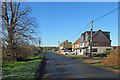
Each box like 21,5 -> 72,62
7,0 -> 120,2
24,2 -> 118,47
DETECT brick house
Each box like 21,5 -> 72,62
72,29 -> 113,55
59,40 -> 72,53
72,38 -> 81,55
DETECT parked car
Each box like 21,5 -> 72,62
63,51 -> 76,55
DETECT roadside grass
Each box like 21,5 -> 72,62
70,56 -> 120,71
54,52 -> 62,55
68,55 -> 120,71
54,51 -> 120,71
69,56 -> 104,61
51,51 -> 62,55
2,52 -> 45,79
72,56 -> 120,71
67,56 -> 86,61
26,53 -> 42,60
91,62 -> 120,70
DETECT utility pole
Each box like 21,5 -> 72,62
89,21 -> 93,59
58,41 -> 60,52
38,38 -> 41,47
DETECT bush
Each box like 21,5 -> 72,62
91,53 -> 107,57
103,50 -> 112,55
85,50 -> 112,58
2,42 -> 40,62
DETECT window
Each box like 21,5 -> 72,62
75,45 -> 79,48
77,45 -> 79,47
72,45 -> 74,48
93,42 -> 98,46
85,43 -> 87,46
80,43 -> 83,46
92,48 -> 97,52
81,36 -> 83,41
106,49 -> 111,51
86,34 -> 87,40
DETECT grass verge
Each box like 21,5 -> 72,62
53,51 -> 120,72
2,52 -> 45,79
90,62 -> 120,70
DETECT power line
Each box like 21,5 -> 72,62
93,5 -> 120,22
68,22 -> 91,41
68,5 -> 119,42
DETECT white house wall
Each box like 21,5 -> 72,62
75,49 -> 84,55
74,46 -> 113,55
80,43 -> 84,47
79,49 -> 84,55
88,46 -> 113,53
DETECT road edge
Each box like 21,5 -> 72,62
35,53 -> 46,80
53,52 -> 120,77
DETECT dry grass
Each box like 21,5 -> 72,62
101,46 -> 120,68
83,57 -> 104,64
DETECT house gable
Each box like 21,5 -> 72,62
92,31 -> 111,46
63,42 -> 72,48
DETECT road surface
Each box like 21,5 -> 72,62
42,51 -> 119,78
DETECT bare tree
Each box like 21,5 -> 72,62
0,1 -> 39,61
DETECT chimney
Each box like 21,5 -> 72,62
66,40 -> 68,43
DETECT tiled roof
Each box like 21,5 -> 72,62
91,30 -> 110,40
73,29 -> 110,44
59,40 -> 72,46
73,37 -> 81,44
82,29 -> 110,40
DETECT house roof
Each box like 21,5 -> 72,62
73,37 -> 81,45
73,29 -> 111,44
63,43 -> 72,48
59,40 -> 72,46
82,29 -> 110,40
82,31 -> 95,37
89,29 -> 110,41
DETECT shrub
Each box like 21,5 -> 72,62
2,42 -> 40,62
86,52 -> 109,57
91,53 -> 107,57
103,50 -> 112,55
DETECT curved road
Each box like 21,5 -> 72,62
42,51 -> 119,78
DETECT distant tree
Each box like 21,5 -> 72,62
0,1 -> 39,61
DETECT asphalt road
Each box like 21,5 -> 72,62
42,51 -> 119,78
